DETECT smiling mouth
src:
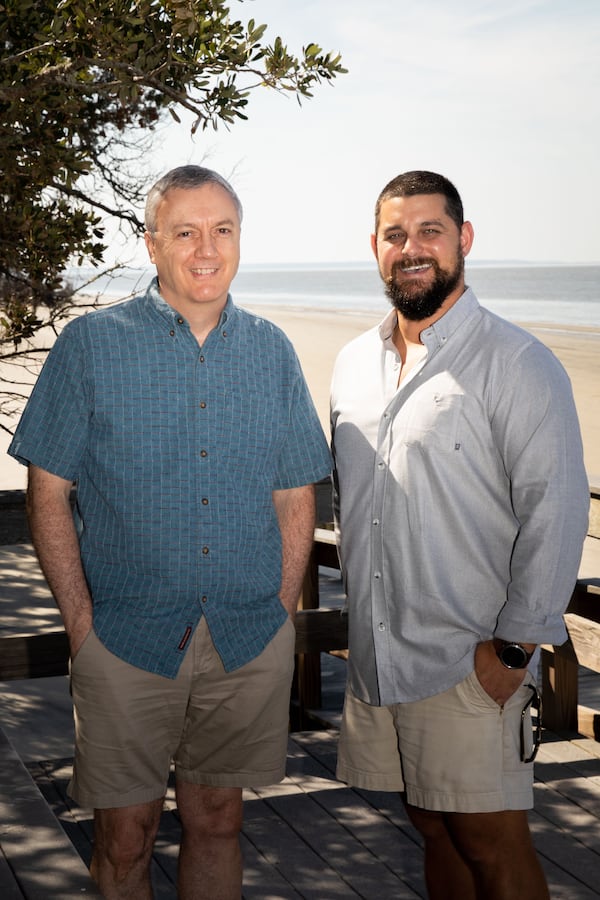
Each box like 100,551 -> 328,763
191,267 -> 218,276
399,261 -> 433,274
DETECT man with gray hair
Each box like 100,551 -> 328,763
9,165 -> 331,898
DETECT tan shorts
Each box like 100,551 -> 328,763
68,617 -> 296,809
337,670 -> 536,813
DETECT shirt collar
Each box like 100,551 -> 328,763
378,308 -> 399,351
420,287 -> 480,350
144,277 -> 236,338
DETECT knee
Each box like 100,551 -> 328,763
179,786 -> 243,843
448,810 -> 533,869
404,804 -> 448,842
93,809 -> 159,878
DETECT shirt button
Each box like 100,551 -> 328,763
201,596 -> 208,603
222,330 -> 228,337
169,329 -> 175,337
200,402 -> 206,409
202,498 -> 209,506
199,355 -> 205,363
372,518 -> 380,526
177,318 -> 184,325
378,622 -> 386,632
202,546 -> 209,555
377,462 -> 385,470
374,572 -> 381,580
200,450 -> 208,458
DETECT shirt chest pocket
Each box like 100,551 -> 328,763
219,385 -> 283,460
398,383 -> 464,453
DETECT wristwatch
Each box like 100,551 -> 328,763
494,640 -> 534,670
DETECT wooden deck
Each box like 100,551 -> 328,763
19,726 -> 600,900
2,484 -> 600,898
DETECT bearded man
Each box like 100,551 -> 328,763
330,170 -> 589,900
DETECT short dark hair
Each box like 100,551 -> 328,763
374,171 -> 464,233
145,165 -> 243,233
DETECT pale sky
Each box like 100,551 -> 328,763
111,0 -> 600,266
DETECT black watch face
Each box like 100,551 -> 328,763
501,643 -> 528,668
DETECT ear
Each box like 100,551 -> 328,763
144,231 -> 156,264
460,221 -> 474,258
370,232 -> 378,261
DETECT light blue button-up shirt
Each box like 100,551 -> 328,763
331,289 -> 589,706
9,279 -> 332,677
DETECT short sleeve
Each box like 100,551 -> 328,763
8,320 -> 91,480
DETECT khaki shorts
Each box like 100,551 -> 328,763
69,617 -> 296,809
337,670 -> 536,813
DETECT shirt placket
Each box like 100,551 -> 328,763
370,361 -> 400,699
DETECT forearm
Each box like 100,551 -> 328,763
273,484 -> 316,618
27,465 -> 93,655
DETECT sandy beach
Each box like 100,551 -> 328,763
1,306 -> 599,489
245,305 -> 600,485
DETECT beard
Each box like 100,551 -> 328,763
384,251 -> 464,321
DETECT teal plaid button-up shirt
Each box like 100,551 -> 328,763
9,279 -> 331,677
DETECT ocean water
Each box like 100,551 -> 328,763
69,262 -> 600,328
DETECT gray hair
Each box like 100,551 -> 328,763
145,165 -> 243,234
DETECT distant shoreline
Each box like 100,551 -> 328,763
242,302 -> 600,337
2,303 -> 599,490
245,304 -> 600,485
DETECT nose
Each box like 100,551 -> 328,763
401,233 -> 425,257
194,230 -> 218,258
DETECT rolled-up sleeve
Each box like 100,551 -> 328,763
492,341 -> 589,644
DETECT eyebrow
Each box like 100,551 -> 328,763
420,218 -> 447,228
382,218 -> 448,235
171,218 -> 237,229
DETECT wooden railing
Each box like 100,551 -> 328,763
294,486 -> 600,739
541,485 -> 600,738
1,485 -> 598,737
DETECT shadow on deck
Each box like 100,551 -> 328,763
22,721 -> 600,900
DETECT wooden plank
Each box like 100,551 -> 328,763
541,645 -> 579,733
294,608 -> 348,654
21,729 -> 600,900
0,848 -> 25,900
564,612 -> 600,672
241,831 -> 302,899
0,632 -> 69,681
313,526 -> 340,569
588,492 -> 600,540
0,609 -> 347,682
0,728 -> 102,899
262,788 -> 422,899
293,529 -> 342,718
577,705 -> 600,742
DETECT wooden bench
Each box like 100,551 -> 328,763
297,488 -> 600,740
541,484 -> 600,737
